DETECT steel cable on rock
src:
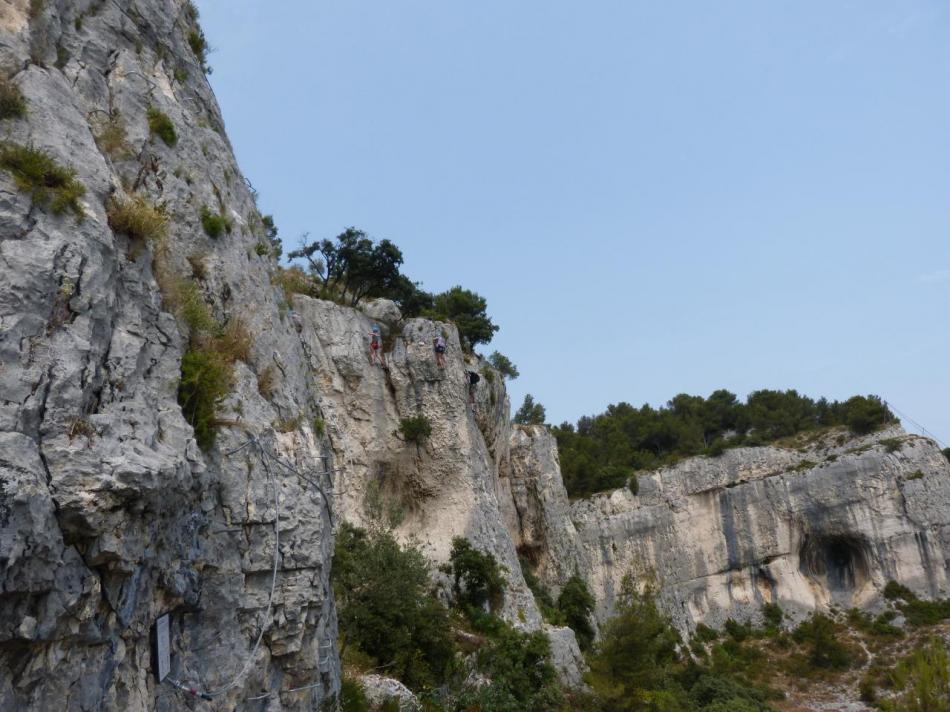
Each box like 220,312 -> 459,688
165,436 -> 338,702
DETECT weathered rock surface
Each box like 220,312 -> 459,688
292,296 -> 584,677
0,1 -> 336,709
510,423 -> 950,632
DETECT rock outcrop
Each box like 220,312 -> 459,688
510,424 -> 950,632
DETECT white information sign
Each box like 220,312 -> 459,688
155,614 -> 170,682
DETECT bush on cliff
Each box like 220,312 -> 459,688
0,142 -> 85,216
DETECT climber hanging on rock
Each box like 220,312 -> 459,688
433,334 -> 446,368
466,370 -> 480,412
369,324 -> 384,366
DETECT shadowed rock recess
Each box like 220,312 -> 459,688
2,1 -> 950,710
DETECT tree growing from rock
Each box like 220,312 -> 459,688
514,394 -> 546,426
488,351 -> 519,380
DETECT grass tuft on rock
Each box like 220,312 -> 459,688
147,107 -> 177,147
0,77 -> 26,120
107,194 -> 167,243
200,206 -> 231,238
0,142 -> 85,215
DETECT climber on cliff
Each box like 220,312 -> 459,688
369,324 -> 383,366
466,370 -> 480,412
433,334 -> 446,368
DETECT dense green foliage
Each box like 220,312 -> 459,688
398,415 -> 432,444
883,582 -> 950,627
0,142 -> 85,216
146,107 -> 177,147
585,578 -> 773,711
177,346 -> 232,450
425,286 -> 498,348
289,227 -> 408,306
488,351 -> 519,380
288,229 -> 500,347
877,638 -> 950,712
553,390 -> 897,497
791,614 -> 854,670
514,394 -> 546,426
457,626 -> 563,712
338,677 -> 369,712
0,77 -> 26,120
200,206 -> 231,238
557,575 -> 596,651
449,537 -> 505,615
333,524 -> 455,690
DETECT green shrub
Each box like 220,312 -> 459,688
449,537 -> 505,614
425,286 -> 498,348
884,580 -> 916,601
0,143 -> 85,215
488,351 -> 519,380
200,206 -> 230,238
464,624 -> 563,712
900,598 -> 950,627
313,417 -> 325,438
791,614 -> 854,670
881,437 -> 903,453
339,677 -> 369,712
107,194 -> 167,243
761,603 -> 783,629
333,523 -> 456,690
694,623 -> 720,643
557,575 -> 596,651
147,107 -> 177,146
177,346 -> 232,450
28,0 -> 43,19
187,29 -> 210,72
254,241 -> 271,257
95,113 -> 130,159
908,470 -> 925,481
398,415 -> 432,444
846,608 -> 902,638
884,638 -> 950,711
0,77 -> 26,120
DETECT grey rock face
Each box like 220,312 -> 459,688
509,424 -> 950,633
0,2 -> 336,709
292,298 -> 582,662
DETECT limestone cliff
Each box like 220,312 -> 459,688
2,1 -> 949,710
508,424 -> 950,632
1,1 -> 336,709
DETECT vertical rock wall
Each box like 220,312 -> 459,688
0,1 -> 337,709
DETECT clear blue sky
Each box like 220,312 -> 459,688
198,1 -> 948,444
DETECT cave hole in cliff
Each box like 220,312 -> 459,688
798,534 -> 869,592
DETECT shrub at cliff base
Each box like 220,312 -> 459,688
585,577 -> 773,711
332,523 -> 455,690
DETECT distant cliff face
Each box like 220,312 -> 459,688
508,424 -> 950,631
0,1 -> 337,709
